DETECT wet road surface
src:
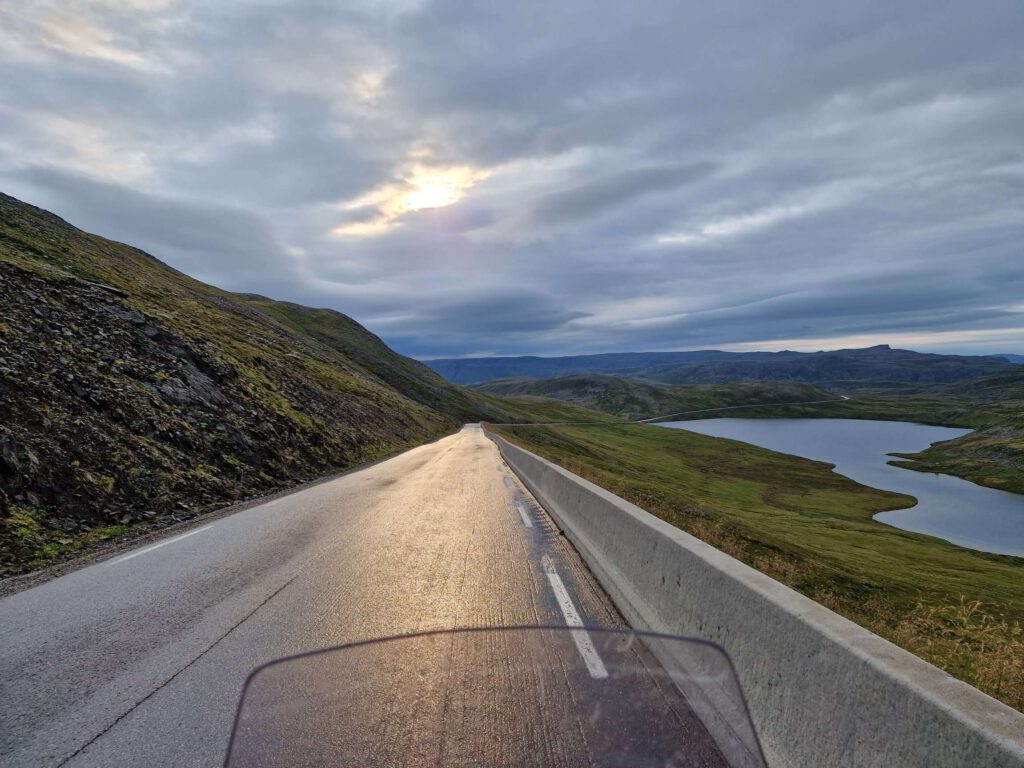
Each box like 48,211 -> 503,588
0,425 -> 731,767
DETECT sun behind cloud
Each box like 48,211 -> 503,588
404,166 -> 479,210
334,163 -> 491,237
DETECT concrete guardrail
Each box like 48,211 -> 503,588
485,427 -> 1024,768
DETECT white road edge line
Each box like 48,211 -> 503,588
515,500 -> 533,528
109,525 -> 212,565
541,556 -> 608,679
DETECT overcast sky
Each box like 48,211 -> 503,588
2,1 -> 1023,359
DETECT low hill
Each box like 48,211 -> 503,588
427,346 -> 1015,388
945,368 -> 1024,400
472,375 -> 835,420
1000,354 -> 1024,364
425,351 -> 733,384
0,192 -> 594,575
880,370 -> 1024,494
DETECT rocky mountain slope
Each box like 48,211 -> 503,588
428,346 -> 1016,387
472,375 -> 834,420
0,192 -> 543,575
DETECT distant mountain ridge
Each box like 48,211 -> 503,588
427,346 -> 1016,387
1000,354 -> 1024,364
426,350 -> 734,383
471,375 -> 834,421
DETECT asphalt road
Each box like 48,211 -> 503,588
0,425 -> 728,767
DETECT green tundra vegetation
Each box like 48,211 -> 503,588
471,374 -> 836,421
491,422 -> 1024,711
476,368 -> 1024,495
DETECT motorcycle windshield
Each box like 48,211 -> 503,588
225,626 -> 767,768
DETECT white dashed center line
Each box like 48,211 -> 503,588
542,556 -> 608,679
515,500 -> 533,528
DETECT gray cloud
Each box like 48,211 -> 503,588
424,290 -> 588,334
13,166 -> 293,293
530,163 -> 715,228
1,0 -> 1022,358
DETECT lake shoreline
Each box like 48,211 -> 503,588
674,393 -> 1024,496
660,417 -> 1024,558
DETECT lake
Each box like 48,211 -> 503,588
657,418 -> 1024,558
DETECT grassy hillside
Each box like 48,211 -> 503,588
491,422 -> 1024,710
0,192 -> 602,575
239,297 -> 497,424
232,299 -> 613,426
473,374 -> 835,420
